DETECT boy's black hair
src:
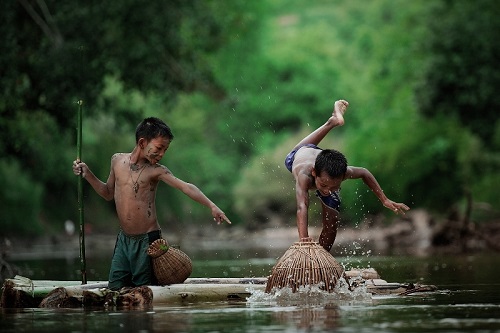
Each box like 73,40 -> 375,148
314,149 -> 347,178
135,117 -> 174,143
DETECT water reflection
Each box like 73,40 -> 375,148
271,304 -> 341,330
0,307 -> 192,333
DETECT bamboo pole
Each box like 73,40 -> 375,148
76,100 -> 87,284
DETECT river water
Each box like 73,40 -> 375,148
1,247 -> 500,332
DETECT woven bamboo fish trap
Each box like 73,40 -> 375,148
147,238 -> 192,285
265,241 -> 344,293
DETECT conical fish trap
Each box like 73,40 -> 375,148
265,241 -> 344,293
147,238 -> 192,285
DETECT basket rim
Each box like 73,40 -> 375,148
148,238 -> 170,257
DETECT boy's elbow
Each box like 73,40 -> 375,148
355,167 -> 373,180
103,187 -> 114,201
356,167 -> 369,176
100,192 -> 113,201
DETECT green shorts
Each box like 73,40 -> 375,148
108,229 -> 161,290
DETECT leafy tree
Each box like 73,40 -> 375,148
1,0 -> 498,237
231,0 -> 498,227
0,159 -> 43,235
0,0 -> 264,234
409,0 -> 500,218
415,0 -> 500,147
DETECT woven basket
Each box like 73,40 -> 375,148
265,241 -> 344,293
147,238 -> 192,285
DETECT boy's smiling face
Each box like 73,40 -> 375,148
312,169 -> 343,195
141,136 -> 171,164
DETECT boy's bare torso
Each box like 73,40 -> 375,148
112,153 -> 162,235
291,147 -> 322,191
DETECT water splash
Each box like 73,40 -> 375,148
246,277 -> 372,306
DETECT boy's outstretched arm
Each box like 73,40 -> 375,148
159,168 -> 231,224
346,166 -> 410,215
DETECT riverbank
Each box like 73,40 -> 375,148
189,208 -> 500,257
3,209 -> 499,262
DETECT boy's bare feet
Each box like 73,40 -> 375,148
329,99 -> 349,126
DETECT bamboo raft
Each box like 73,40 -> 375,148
0,269 -> 437,308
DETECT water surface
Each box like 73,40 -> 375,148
2,251 -> 499,332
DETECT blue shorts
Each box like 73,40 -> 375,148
285,144 -> 341,211
315,190 -> 341,211
284,143 -> 321,172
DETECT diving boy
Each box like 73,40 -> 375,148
72,117 -> 230,290
285,100 -> 409,251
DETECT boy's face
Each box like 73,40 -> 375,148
141,136 -> 171,164
312,170 -> 343,196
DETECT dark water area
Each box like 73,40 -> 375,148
2,248 -> 500,332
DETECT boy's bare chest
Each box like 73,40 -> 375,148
115,162 -> 157,191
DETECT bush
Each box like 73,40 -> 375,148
0,159 -> 43,235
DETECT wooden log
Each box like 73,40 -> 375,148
364,279 -> 438,295
1,271 -> 438,308
39,287 -> 82,308
82,289 -> 115,307
37,285 -> 155,308
184,277 -> 267,285
116,286 -> 153,307
151,283 -> 263,303
344,268 -> 380,280
0,279 -> 41,308
2,275 -> 105,296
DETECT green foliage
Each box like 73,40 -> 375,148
230,0 -> 499,227
214,1 -> 350,154
0,159 -> 43,235
0,0 -> 259,231
415,0 -> 500,146
232,0 -> 427,225
0,0 -> 498,236
158,93 -> 239,223
342,114 -> 482,217
233,138 -> 296,228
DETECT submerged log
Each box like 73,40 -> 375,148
116,286 -> 153,307
39,287 -> 81,308
364,279 -> 438,295
82,289 -> 116,307
38,285 -> 154,308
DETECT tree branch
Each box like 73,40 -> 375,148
17,0 -> 63,48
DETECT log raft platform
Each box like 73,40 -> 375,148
0,269 -> 437,308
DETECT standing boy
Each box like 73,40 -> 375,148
284,100 -> 409,251
73,117 -> 230,290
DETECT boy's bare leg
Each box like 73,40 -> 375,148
292,100 -> 349,150
318,205 -> 340,252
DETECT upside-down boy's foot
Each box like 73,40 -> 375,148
330,99 -> 349,126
